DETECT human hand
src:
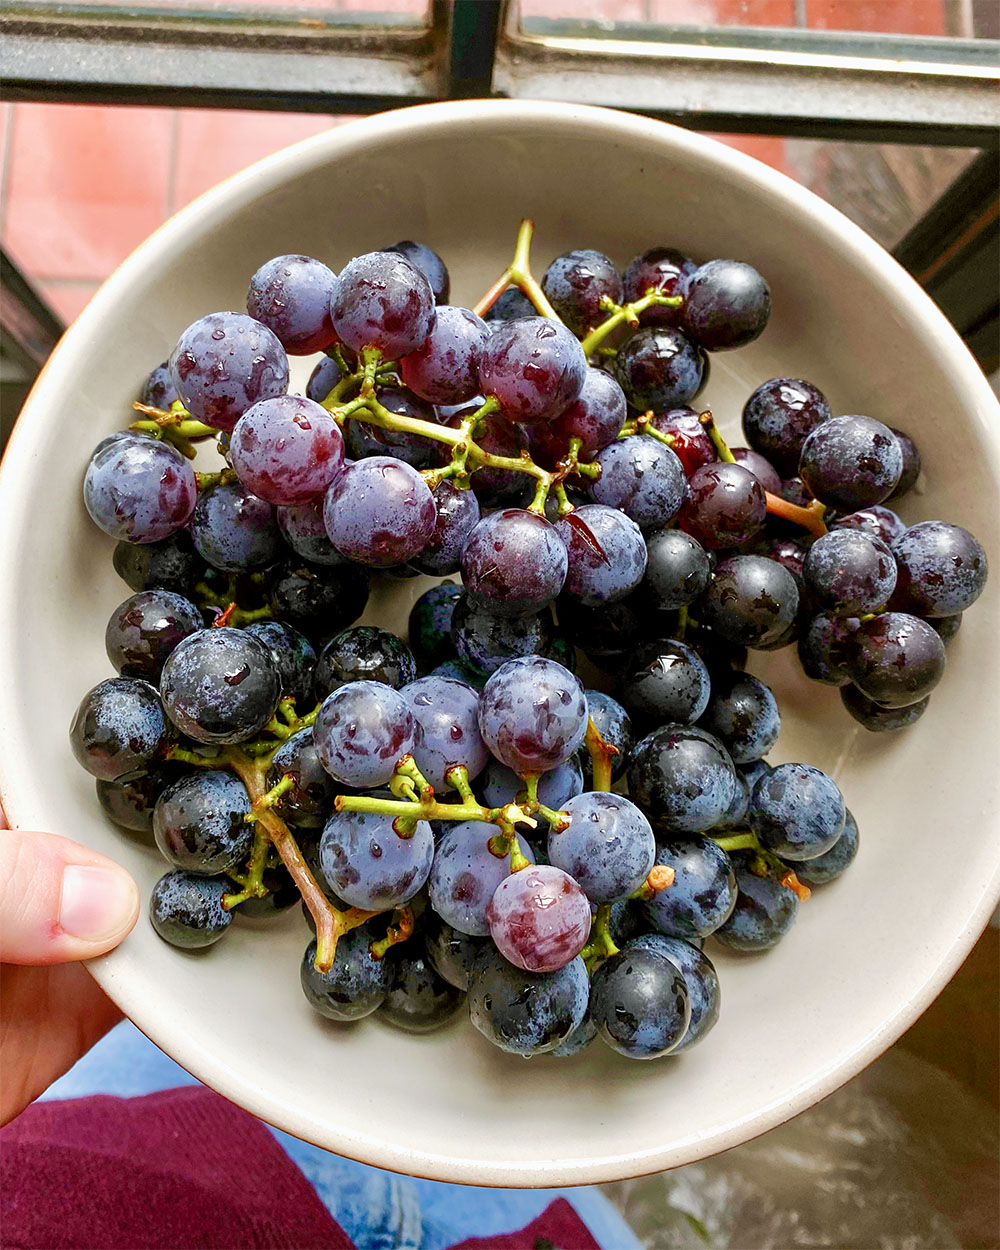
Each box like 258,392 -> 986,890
0,803 -> 139,1124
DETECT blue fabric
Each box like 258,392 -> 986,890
41,1022 -> 640,1250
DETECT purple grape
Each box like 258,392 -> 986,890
680,260 -> 770,351
313,680 -> 415,788
847,612 -> 946,708
266,727 -> 335,829
698,555 -> 799,647
306,355 -> 344,405
140,361 -> 179,410
484,287 -> 534,323
592,436 -> 687,530
400,676 -> 488,791
698,671 -> 779,764
528,367 -> 627,468
429,820 -> 536,936
555,504 -> 647,606
323,456 -> 437,568
678,462 -> 766,550
468,948 -> 589,1056
487,864 -> 592,972
70,677 -> 169,781
590,944 -> 691,1059
229,395 -> 344,506
750,762 -> 845,861
890,521 -> 988,617
477,317 -> 587,424
246,254 -> 338,355
400,306 -> 488,405
268,561 -> 370,641
314,626 -> 415,700
642,837 -> 736,939
799,415 -> 903,510
153,769 -> 252,875
642,528 -> 711,610
541,249 -> 624,337
627,724 -> 737,835
461,508 -> 568,618
547,792 -> 654,904
159,627 -> 280,744
243,620 -> 316,708
277,497 -> 349,566
190,479 -> 283,573
797,612 -> 859,685
621,639 -> 711,726
622,247 -> 696,326
344,386 -> 442,470
113,530 -> 204,597
760,535 -> 809,584
330,251 -> 435,359
409,481 -> 481,577
478,656 -> 588,775
741,377 -> 831,476
841,685 -> 929,731
888,427 -> 921,500
169,311 -> 289,432
408,582 -> 463,669
834,504 -> 906,546
105,589 -> 204,681
450,595 -> 553,678
803,529 -> 896,616
481,754 -> 583,811
386,239 -> 449,304
650,408 -> 715,475
320,808 -> 433,910
84,435 -> 197,544
731,447 -> 781,495
613,326 -> 707,412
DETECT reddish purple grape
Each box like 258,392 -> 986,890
487,864 -> 592,973
732,447 -> 781,495
429,820 -> 535,937
477,317 -> 587,424
889,520 -> 988,618
799,415 -> 902,511
622,247 -> 696,326
680,259 -> 771,351
528,368 -> 627,467
888,427 -> 921,500
678,462 -> 766,549
613,326 -> 706,412
846,612 -> 946,708
556,504 -> 647,607
331,251 -> 435,359
461,508 -> 567,617
541,249 -> 624,337
246,254 -> 338,355
478,656 -> 588,775
741,377 -> 831,476
169,311 -> 289,432
386,239 -> 450,304
803,529 -> 896,616
323,457 -> 436,568
84,435 -> 197,544
400,306 -> 489,405
649,408 -> 715,477
230,394 -> 344,506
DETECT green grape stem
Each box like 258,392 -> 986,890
580,902 -> 620,973
580,292 -> 682,357
472,218 -> 560,320
584,717 -> 618,794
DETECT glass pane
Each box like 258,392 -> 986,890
1,0 -> 430,21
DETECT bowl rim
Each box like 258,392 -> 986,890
1,98 -> 999,1187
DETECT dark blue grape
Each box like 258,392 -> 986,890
548,1014 -> 598,1058
847,611 -> 946,708
243,620 -> 316,709
528,368 -> 627,467
678,462 -> 766,550
556,594 -> 646,669
153,769 -> 252,874
484,287 -> 534,322
579,690 -> 633,786
590,945 -> 690,1059
234,864 -> 300,918
401,676 -> 487,791
313,680 -> 415,788
642,836 -> 736,939
323,456 -> 437,568
113,531 -> 205,598
84,435 -> 197,544
841,685 -> 929,731
627,724 -> 737,835
190,479 -> 283,573
481,755 -> 583,811
834,504 -> 906,547
386,239 -> 449,304
799,415 -> 902,511
246,254 -> 337,355
698,672 -> 779,764
698,555 -> 799,648
739,758 -> 771,790
461,508 -> 568,618
330,251 -> 435,359
378,945 -> 465,1033
620,639 -> 711,726
423,911 -> 490,990
541,249 -> 623,337
305,355 -> 343,405
343,386 -> 442,470
266,727 -> 335,829
741,377 -> 831,476
477,317 -> 587,424
96,763 -> 186,836
429,820 -> 536,937
400,306 -> 488,405
803,529 -> 896,616
712,772 -> 750,832
169,311 -> 289,432
450,594 -> 553,678
613,326 -> 706,411
300,931 -> 391,1022
622,247 -> 695,326
150,870 -> 232,949
70,677 -> 169,781
932,613 -> 962,643
887,427 -> 921,500
320,808 -> 433,909
795,808 -> 859,886
628,933 -> 720,1054
750,762 -> 845,860
409,481 -> 481,577
555,504 -> 647,607
478,656 -> 588,775
642,528 -> 711,611
890,521 -> 988,618
314,627 -> 415,701
230,394 -> 344,506
713,856 -> 798,951
680,259 -> 770,351
268,561 -> 370,642
408,582 -> 463,669
140,360 -> 180,409
548,792 -> 655,904
592,436 -> 687,530
797,612 -> 859,685
468,948 -> 589,1056
159,627 -> 280,745
105,590 -> 204,681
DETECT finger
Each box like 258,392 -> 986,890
0,828 -> 140,964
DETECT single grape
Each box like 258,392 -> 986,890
242,621 -> 315,709
400,305 -> 488,405
400,676 -> 488,791
713,855 -> 798,951
323,456 -> 437,568
555,504 -> 647,607
641,528 -> 711,611
712,772 -> 750,832
478,656 -> 588,775
153,769 -> 252,875
834,504 -> 906,547
620,639 -> 710,726
628,933 -> 720,1054
803,529 -> 896,616
70,678 -> 169,781
314,626 -> 415,701
547,792 -> 654,904
96,763 -> 186,836
541,249 -> 624,336
579,690 -> 633,785
477,317 -> 587,424
386,239 -> 450,304
150,870 -> 232,949
548,1013 -> 598,1058
487,864 -> 591,972
680,259 -> 770,351
159,627 -> 280,745
592,436 -> 687,530
731,447 -> 781,496
266,728 -> 336,829
268,561 -> 370,641
887,426 -> 921,499
408,582 -> 463,669
300,931 -> 391,1022
305,355 -> 343,405
740,758 -> 772,790
840,685 -> 929,731
320,808 -> 433,909
229,395 -> 344,507
140,360 -> 180,410
847,612 -> 946,708
481,755 -> 583,811
423,911 -> 490,990
105,589 -> 204,682
556,594 -> 646,668
698,555 -> 799,647
627,724 -> 737,835
113,530 -> 205,598
613,326 -> 706,411
799,415 -> 902,511
445,595 -> 543,682
169,311 -> 288,432
429,820 -> 536,936
678,462 -> 766,550
378,946 -> 466,1033
461,508 -> 568,618
468,948 -> 589,1056
330,251 -> 435,359
528,368 -> 627,468
642,836 -> 736,939
484,287 -> 534,322
409,481 -> 481,577
313,680 -> 415,789
590,945 -> 691,1059
190,479 -> 283,573
933,613 -> 963,644
760,534 -> 810,584
344,386 -> 442,470
750,762 -> 845,860
890,521 -> 988,618
649,408 -> 715,475
622,247 -> 696,326
247,254 -> 338,354
698,671 -> 779,764
797,612 -> 859,685
741,377 -> 831,476
84,435 -> 197,544
795,809 -> 859,886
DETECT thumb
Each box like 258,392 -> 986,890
0,827 -> 140,964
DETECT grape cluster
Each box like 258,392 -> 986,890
72,219 -> 987,1064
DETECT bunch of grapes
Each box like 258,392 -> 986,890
71,221 -> 988,1061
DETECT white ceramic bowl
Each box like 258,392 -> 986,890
1,101 -> 998,1188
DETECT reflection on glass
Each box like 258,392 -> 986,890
3,0 -> 430,19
